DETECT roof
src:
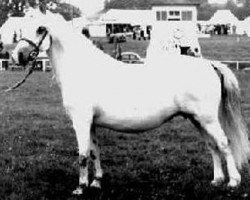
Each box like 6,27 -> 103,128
106,0 -> 152,10
100,9 -> 153,25
209,10 -> 239,25
152,0 -> 201,6
105,0 -> 200,10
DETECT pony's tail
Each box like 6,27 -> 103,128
212,61 -> 250,169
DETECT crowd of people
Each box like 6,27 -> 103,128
132,26 -> 152,40
198,23 -> 237,35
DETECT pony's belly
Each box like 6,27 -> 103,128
94,106 -> 177,132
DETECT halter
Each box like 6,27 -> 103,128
19,29 -> 49,62
4,29 -> 50,92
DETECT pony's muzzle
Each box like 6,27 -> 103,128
17,52 -> 24,66
12,52 -> 27,66
17,52 -> 29,66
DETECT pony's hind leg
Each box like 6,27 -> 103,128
69,109 -> 93,195
201,118 -> 241,188
190,116 -> 225,186
89,125 -> 103,188
207,143 -> 225,186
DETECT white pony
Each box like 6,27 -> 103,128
12,9 -> 250,195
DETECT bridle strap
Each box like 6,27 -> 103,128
37,29 -> 49,48
18,29 -> 49,62
19,38 -> 38,49
3,30 -> 50,92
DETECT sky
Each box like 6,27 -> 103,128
62,0 -> 105,16
208,0 -> 242,5
63,0 -> 243,16
208,0 -> 228,4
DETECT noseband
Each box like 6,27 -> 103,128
19,29 -> 49,62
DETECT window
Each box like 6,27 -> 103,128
182,11 -> 193,21
169,11 -> 180,16
156,11 -> 161,21
130,55 -> 139,60
161,11 -> 167,21
156,10 -> 167,21
168,10 -> 180,21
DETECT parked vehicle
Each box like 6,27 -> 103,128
108,33 -> 126,43
120,52 -> 144,64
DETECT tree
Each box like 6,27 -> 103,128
49,2 -> 81,20
0,0 -> 12,26
0,0 -> 81,27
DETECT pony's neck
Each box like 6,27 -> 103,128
47,25 -> 95,69
47,23 -> 118,75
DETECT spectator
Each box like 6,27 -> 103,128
140,29 -> 145,40
113,42 -> 122,60
0,42 -> 3,53
146,26 -> 151,40
232,25 -> 236,35
82,28 -> 90,38
13,31 -> 17,43
133,30 -> 136,40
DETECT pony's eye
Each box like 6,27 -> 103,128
37,26 -> 47,35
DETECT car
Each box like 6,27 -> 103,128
120,52 -> 145,64
108,33 -> 127,43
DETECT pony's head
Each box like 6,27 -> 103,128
12,25 -> 51,66
11,7 -> 63,66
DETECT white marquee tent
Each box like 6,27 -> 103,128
87,21 -> 107,37
0,17 -> 27,44
239,16 -> 250,36
209,10 -> 239,25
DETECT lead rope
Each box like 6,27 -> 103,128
3,30 -> 49,93
4,61 -> 37,92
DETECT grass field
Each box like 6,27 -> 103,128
1,36 -> 250,199
93,35 -> 250,61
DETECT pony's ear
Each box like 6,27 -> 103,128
36,26 -> 47,35
39,3 -> 47,14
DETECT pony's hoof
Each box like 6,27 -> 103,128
211,178 -> 224,187
90,179 -> 101,189
227,178 -> 240,188
72,185 -> 87,195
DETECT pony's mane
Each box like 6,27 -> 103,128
44,11 -> 118,68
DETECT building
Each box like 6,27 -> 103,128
98,9 -> 153,37
100,9 -> 153,26
152,0 -> 200,23
148,0 -> 201,57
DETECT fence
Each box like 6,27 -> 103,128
0,57 -> 51,72
1,57 -> 250,71
219,61 -> 250,71
0,58 -> 10,71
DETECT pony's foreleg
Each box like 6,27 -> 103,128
70,109 -> 93,195
207,144 -> 225,186
204,120 -> 241,188
90,125 -> 103,188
